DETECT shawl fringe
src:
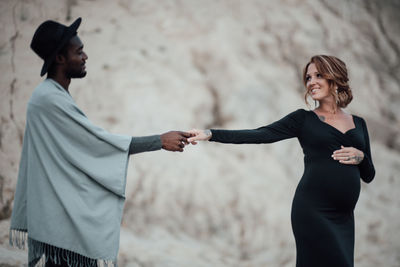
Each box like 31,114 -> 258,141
9,229 -> 28,249
9,229 -> 117,267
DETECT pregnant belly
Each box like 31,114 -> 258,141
297,160 -> 361,211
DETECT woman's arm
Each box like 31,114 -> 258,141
358,118 -> 375,183
332,118 -> 375,183
189,109 -> 306,144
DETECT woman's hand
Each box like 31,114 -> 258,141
187,129 -> 212,145
332,146 -> 364,165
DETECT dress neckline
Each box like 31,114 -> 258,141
309,110 -> 357,135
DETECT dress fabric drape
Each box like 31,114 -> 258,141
210,109 -> 375,267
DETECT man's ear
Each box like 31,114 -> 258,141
54,54 -> 67,64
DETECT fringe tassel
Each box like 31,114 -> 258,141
28,238 -> 117,267
9,229 -> 28,249
10,230 -> 117,267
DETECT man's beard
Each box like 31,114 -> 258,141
67,68 -> 87,79
64,60 -> 87,79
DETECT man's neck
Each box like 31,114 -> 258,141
47,73 -> 71,92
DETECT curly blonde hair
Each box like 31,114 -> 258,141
303,55 -> 353,108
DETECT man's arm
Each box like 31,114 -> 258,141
129,135 -> 162,154
129,131 -> 193,154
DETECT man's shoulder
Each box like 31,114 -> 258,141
32,79 -> 62,97
30,79 -> 70,109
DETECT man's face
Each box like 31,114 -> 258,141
65,36 -> 88,79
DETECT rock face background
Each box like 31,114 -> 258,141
1,0 -> 399,266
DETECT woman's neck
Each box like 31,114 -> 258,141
316,99 -> 341,114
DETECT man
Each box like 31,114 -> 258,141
9,17 -> 192,267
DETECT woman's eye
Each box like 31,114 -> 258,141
316,73 -> 322,78
306,76 -> 311,81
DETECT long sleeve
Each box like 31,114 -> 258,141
358,118 -> 375,183
210,109 -> 306,144
129,135 -> 162,154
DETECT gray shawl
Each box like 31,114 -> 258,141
9,79 -> 132,266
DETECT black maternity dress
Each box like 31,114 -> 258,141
209,109 -> 375,267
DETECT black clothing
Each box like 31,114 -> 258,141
44,254 -> 98,267
129,135 -> 162,154
44,255 -> 96,267
210,109 -> 375,267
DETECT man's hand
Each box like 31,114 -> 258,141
160,131 -> 194,152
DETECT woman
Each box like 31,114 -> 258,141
188,55 -> 375,267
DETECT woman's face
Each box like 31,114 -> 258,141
305,63 -> 332,102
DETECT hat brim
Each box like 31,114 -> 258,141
40,17 -> 82,76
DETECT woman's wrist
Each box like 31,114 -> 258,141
204,129 -> 212,140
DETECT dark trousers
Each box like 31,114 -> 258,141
44,254 -> 97,267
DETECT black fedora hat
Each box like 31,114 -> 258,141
31,17 -> 82,76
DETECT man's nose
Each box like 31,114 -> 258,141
83,51 -> 88,60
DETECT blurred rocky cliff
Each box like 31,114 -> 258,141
0,0 -> 399,266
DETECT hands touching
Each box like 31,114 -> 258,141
187,129 -> 212,145
160,131 -> 194,152
160,129 -> 211,152
332,146 -> 364,165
